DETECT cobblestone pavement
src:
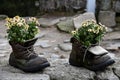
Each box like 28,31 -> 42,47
0,18 -> 120,80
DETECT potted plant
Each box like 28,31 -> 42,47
69,20 -> 115,71
5,16 -> 50,72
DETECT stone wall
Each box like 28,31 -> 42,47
38,0 -> 120,28
0,0 -> 86,17
0,0 -> 39,17
0,0 -> 120,28
96,0 -> 120,28
38,0 -> 120,26
38,0 -> 86,13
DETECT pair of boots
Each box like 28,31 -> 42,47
69,37 -> 115,71
9,38 -> 50,72
9,37 -> 115,72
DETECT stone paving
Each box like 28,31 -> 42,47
0,19 -> 72,80
0,14 -> 120,80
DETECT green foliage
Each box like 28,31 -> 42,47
6,16 -> 39,43
71,20 -> 107,47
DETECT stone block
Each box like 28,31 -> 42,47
73,12 -> 96,29
98,11 -> 116,27
57,19 -> 74,33
100,0 -> 112,10
113,1 -> 120,13
38,18 -> 60,27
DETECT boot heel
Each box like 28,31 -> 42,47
69,59 -> 83,67
9,53 -> 19,68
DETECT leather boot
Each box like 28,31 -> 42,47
9,38 -> 50,72
69,37 -> 115,71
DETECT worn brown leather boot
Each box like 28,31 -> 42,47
9,38 -> 50,72
69,37 -> 115,71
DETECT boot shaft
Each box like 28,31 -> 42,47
70,37 -> 86,58
70,37 -> 94,64
70,37 -> 86,64
9,38 -> 38,59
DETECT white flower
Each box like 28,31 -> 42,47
71,31 -> 77,35
29,17 -> 37,22
88,29 -> 92,32
25,24 -> 29,30
17,22 -> 23,26
21,18 -> 25,23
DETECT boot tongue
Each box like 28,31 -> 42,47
23,38 -> 38,47
88,46 -> 108,56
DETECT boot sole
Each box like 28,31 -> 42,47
9,60 -> 50,72
9,55 -> 50,72
69,58 -> 115,71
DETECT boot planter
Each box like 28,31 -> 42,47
5,16 -> 50,72
9,38 -> 50,72
69,20 -> 115,71
69,37 -> 115,71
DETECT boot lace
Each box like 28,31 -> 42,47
23,46 -> 36,59
83,44 -> 100,62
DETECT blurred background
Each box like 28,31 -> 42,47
0,0 -> 119,28
0,0 -> 39,17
